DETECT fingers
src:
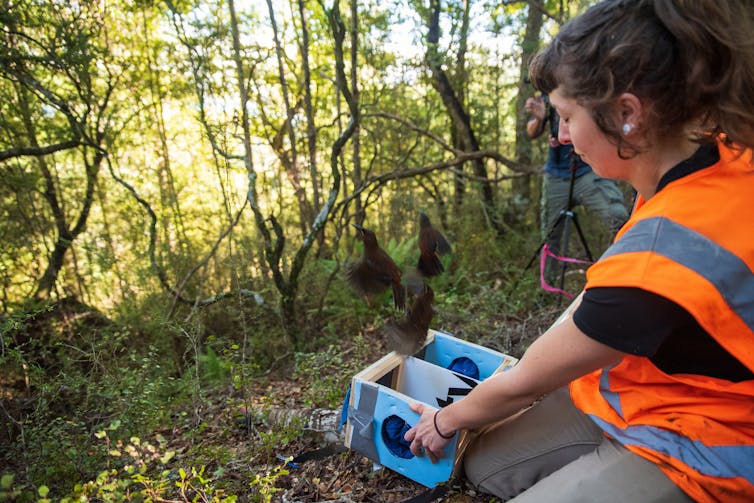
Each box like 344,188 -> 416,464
427,449 -> 440,464
409,439 -> 423,458
426,443 -> 445,463
410,441 -> 445,463
405,402 -> 448,464
409,440 -> 444,462
408,401 -> 425,414
404,402 -> 424,442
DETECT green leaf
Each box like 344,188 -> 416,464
1,474 -> 14,489
38,486 -> 49,497
160,450 -> 176,464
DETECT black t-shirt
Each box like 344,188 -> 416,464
572,144 -> 754,383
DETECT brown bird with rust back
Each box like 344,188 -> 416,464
345,224 -> 406,310
417,212 -> 452,277
383,283 -> 434,355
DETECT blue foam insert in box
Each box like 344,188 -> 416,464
421,330 -> 509,380
371,385 -> 458,488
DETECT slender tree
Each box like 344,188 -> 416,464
421,0 -> 508,235
509,0 -> 545,222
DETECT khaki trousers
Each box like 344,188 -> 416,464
540,171 -> 628,242
463,388 -> 694,502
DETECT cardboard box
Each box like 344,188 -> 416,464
344,329 -> 518,488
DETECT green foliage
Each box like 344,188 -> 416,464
0,474 -> 26,502
254,419 -> 305,462
292,335 -> 372,409
198,301 -> 290,375
384,234 -> 420,269
199,345 -> 232,384
248,460 -> 290,503
58,425 -> 236,502
0,473 -> 52,503
11,362 -> 184,494
1,301 -> 190,497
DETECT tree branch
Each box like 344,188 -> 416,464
0,140 -> 83,162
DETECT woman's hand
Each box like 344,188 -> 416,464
404,402 -> 454,464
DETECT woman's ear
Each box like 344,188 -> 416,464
617,93 -> 643,135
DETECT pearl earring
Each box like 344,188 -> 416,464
622,123 -> 633,136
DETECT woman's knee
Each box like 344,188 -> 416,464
461,389 -> 604,499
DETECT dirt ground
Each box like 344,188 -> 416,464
229,304 -> 563,503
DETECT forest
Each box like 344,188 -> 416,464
0,0 -> 623,500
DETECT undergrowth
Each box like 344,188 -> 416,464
0,215 -> 603,500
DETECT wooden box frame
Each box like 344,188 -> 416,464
344,329 -> 518,487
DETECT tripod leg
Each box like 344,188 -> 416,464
557,211 -> 595,307
507,212 -> 567,297
556,211 -> 574,306
570,215 -> 594,262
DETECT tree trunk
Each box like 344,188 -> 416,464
350,0 -> 364,227
451,0 -> 471,211
297,0 -> 326,255
266,0 -> 314,236
425,0 -> 504,236
511,0 -> 545,225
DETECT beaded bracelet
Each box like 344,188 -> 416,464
433,409 -> 455,439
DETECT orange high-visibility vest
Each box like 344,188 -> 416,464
570,142 -> 754,503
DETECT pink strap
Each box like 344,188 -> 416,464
539,244 -> 592,299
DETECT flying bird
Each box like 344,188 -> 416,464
417,212 -> 452,277
345,223 -> 406,310
383,282 -> 434,355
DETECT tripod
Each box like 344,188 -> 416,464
517,155 -> 594,306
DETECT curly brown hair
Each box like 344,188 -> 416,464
529,0 -> 754,158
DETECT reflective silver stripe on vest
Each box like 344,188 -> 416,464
601,216 -> 754,331
589,414 -> 754,485
599,361 -> 623,418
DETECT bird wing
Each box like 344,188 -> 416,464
383,319 -> 424,355
391,280 -> 406,311
372,248 -> 405,310
434,230 -> 452,255
417,251 -> 444,277
383,284 -> 433,355
417,226 -> 451,277
344,259 -> 391,295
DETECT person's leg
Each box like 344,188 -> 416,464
463,387 -> 603,500
509,436 -> 694,503
573,171 -> 629,235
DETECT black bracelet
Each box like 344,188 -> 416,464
433,410 -> 455,439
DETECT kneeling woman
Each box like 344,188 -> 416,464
404,1 -> 754,502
